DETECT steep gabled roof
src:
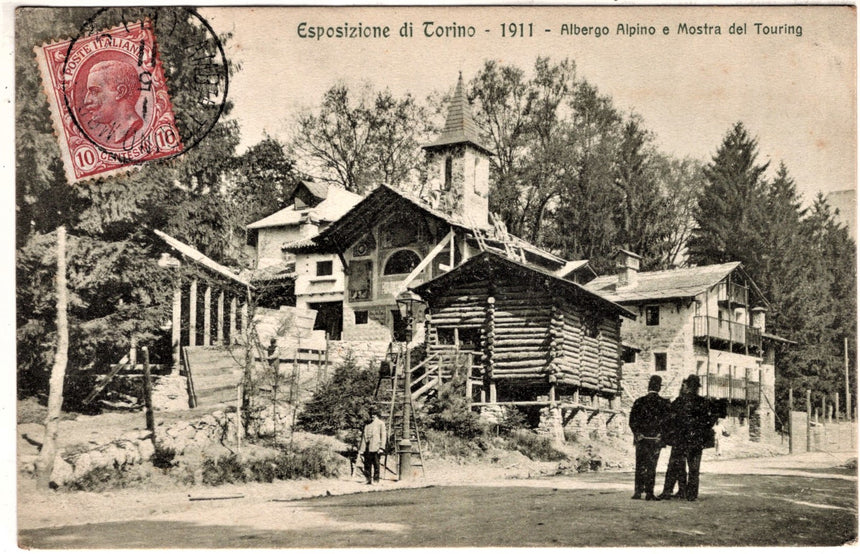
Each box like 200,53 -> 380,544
283,184 -> 566,269
246,186 -> 362,230
422,73 -> 493,156
412,250 -> 636,320
153,229 -> 251,288
585,262 -> 753,304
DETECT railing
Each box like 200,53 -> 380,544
693,316 -> 762,353
705,374 -> 761,402
717,281 -> 748,306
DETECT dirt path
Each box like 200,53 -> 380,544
19,453 -> 858,547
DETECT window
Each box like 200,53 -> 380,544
444,157 -> 453,190
621,347 -> 637,364
354,310 -> 368,325
384,250 -> 421,275
316,260 -> 333,276
645,305 -> 660,326
654,352 -> 667,372
438,328 -> 455,345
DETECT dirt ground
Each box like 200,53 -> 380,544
17,401 -> 854,547
18,451 -> 858,547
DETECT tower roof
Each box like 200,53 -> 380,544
423,73 -> 494,156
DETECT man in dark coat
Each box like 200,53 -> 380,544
658,380 -> 688,500
629,375 -> 671,500
661,374 -> 718,501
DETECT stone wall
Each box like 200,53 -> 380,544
619,300 -> 695,405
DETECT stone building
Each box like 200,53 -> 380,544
585,250 -> 792,439
246,181 -> 362,338
285,74 -> 586,345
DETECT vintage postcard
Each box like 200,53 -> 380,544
14,4 -> 857,548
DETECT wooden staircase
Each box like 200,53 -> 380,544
183,346 -> 247,408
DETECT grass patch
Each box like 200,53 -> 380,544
201,444 -> 343,486
68,465 -> 150,492
503,430 -> 568,462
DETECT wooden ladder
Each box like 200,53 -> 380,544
377,343 -> 427,477
490,212 -> 525,262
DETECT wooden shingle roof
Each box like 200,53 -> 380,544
422,73 -> 493,156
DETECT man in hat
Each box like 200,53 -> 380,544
661,374 -> 718,501
358,406 -> 387,484
629,375 -> 671,500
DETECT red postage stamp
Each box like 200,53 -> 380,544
36,20 -> 183,184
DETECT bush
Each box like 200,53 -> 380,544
496,407 -> 529,436
504,430 -> 568,462
68,464 -> 150,491
422,429 -> 490,460
202,444 -> 343,486
421,373 -> 488,440
151,445 -> 177,469
296,354 -> 377,437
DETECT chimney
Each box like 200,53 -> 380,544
615,249 -> 642,288
751,306 -> 766,332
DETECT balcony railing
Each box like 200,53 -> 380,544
705,374 -> 761,402
693,316 -> 762,353
717,281 -> 748,306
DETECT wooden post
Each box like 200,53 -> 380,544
236,383 -> 243,452
806,389 -> 812,452
745,367 -> 750,423
729,366 -> 734,405
142,346 -> 155,437
172,281 -> 182,374
188,279 -> 198,347
217,290 -> 225,345
35,226 -> 69,488
489,382 -> 497,404
836,392 -> 841,424
821,395 -> 827,425
129,336 -> 138,366
845,337 -> 851,422
240,302 -> 249,334
788,387 -> 794,453
466,378 -> 473,405
203,285 -> 212,346
229,296 -> 237,344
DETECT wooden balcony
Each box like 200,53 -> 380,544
704,374 -> 761,403
693,316 -> 762,355
717,281 -> 748,307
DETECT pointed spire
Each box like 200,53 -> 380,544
423,73 -> 493,155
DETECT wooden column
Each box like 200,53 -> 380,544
788,387 -> 794,453
745,367 -> 750,422
240,302 -> 249,336
836,392 -> 841,424
172,281 -> 182,374
229,296 -> 238,345
188,279 -> 198,347
806,389 -> 812,452
217,290 -> 225,345
203,285 -> 212,346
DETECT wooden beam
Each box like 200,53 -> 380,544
217,290 -> 225,345
203,285 -> 212,346
189,279 -> 198,347
396,228 -> 456,295
229,296 -> 237,344
172,282 -> 182,374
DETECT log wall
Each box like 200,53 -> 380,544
425,277 -> 622,397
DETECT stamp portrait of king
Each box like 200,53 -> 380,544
37,20 -> 183,183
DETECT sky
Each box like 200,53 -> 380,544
202,5 -> 856,206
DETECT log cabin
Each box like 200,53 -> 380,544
412,250 -> 635,407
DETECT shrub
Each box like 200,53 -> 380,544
68,465 -> 149,491
201,444 -> 343,486
421,373 -> 488,440
504,430 -> 568,462
296,354 -> 377,436
422,429 -> 489,460
151,445 -> 177,469
496,407 -> 529,436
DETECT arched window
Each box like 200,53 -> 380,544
384,249 -> 422,275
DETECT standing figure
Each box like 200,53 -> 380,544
266,338 -> 280,373
358,406 -> 387,485
659,380 -> 688,500
661,374 -> 718,501
629,375 -> 671,501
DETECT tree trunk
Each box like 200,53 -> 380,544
36,225 -> 69,488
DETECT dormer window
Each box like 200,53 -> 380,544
444,157 -> 453,190
295,196 -> 307,209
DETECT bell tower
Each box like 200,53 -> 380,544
422,73 -> 492,228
